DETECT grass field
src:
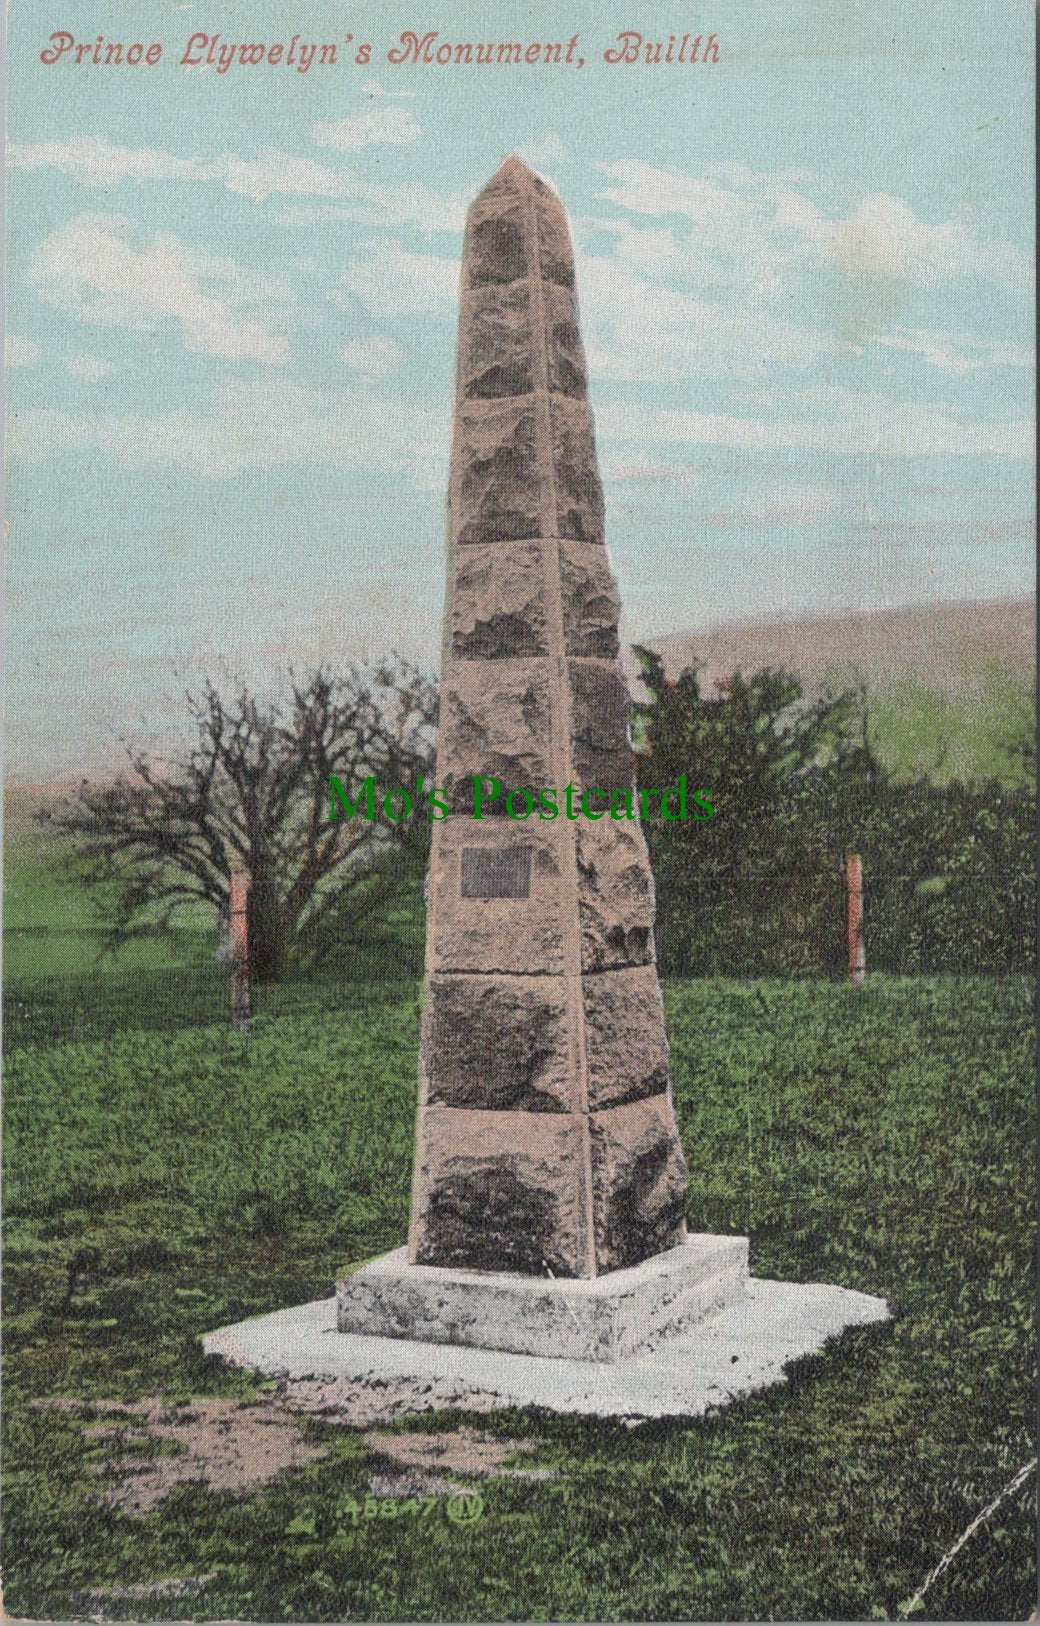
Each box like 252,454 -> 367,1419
3,929 -> 1035,1620
3,786 -> 218,986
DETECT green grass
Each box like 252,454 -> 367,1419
2,963 -> 1035,1621
3,785 -> 215,984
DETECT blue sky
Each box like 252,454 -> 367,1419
5,0 -> 1035,776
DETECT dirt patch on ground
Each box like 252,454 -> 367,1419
37,1396 -> 328,1515
35,1388 -> 561,1516
364,1425 -> 553,1481
35,1389 -> 561,1516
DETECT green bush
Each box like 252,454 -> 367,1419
635,650 -> 1036,979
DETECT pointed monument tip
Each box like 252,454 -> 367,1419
496,155 -> 537,181
478,155 -> 541,197
471,155 -> 565,217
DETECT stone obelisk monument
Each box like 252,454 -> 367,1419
408,156 -> 688,1279
338,158 -> 750,1358
210,160 -> 890,1402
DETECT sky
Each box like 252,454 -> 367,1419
4,0 -> 1035,777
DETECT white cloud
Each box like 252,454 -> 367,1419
293,178 -> 466,233
66,354 -> 117,381
592,164 -> 813,299
598,161 -> 750,229
5,333 -> 38,366
30,215 -> 292,363
7,378 -> 449,482
598,394 -> 1033,460
576,251 -> 834,380
7,134 -> 467,228
597,160 -> 1030,297
580,216 -> 681,276
349,179 -> 467,232
778,186 -> 1030,295
832,193 -> 1028,292
580,164 -> 1032,394
360,79 -> 418,98
313,107 -> 420,152
214,150 -> 347,203
275,183 -> 468,233
339,239 -> 459,317
517,133 -> 568,171
8,135 -> 348,204
342,337 -> 403,376
10,135 -> 199,188
873,328 -> 1034,374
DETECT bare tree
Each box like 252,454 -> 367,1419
45,659 -> 437,983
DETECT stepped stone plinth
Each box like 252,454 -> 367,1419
338,1236 -> 748,1362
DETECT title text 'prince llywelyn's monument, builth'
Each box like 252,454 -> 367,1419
206,160 -> 888,1404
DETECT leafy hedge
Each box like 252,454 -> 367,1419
650,780 -> 1036,979
635,651 -> 1036,979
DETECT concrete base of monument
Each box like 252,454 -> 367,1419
337,1235 -> 749,1362
203,1254 -> 890,1422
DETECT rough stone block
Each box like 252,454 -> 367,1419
410,1107 -> 587,1276
569,660 -> 631,752
569,660 -> 632,796
582,966 -> 670,1111
438,658 -> 553,811
570,746 -> 633,804
454,400 -> 542,544
550,399 -> 604,542
545,284 -> 587,398
458,283 -> 533,399
576,816 -> 657,971
422,973 -> 574,1112
590,1094 -> 689,1272
559,543 -> 618,656
465,201 -> 528,286
535,189 -> 576,288
336,1235 -> 748,1360
428,819 -> 569,975
450,540 -> 548,660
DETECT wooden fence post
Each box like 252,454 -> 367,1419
845,853 -> 865,984
229,869 -> 251,1033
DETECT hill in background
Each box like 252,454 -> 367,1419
640,596 -> 1035,786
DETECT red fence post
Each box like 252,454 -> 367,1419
845,853 -> 865,984
229,869 -> 251,1033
